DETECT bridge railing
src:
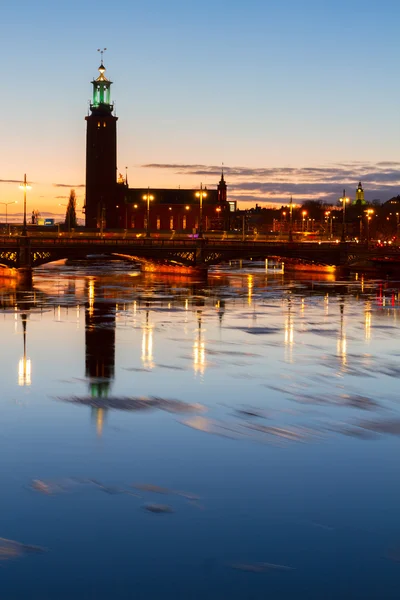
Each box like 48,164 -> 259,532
2,236 -> 400,259
0,236 -> 350,249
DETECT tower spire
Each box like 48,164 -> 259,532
218,163 -> 227,203
97,47 -> 107,66
90,50 -> 113,114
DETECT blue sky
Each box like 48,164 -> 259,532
1,0 -> 400,215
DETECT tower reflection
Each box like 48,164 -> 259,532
85,280 -> 116,436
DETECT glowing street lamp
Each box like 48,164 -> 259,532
289,196 -> 293,242
339,189 -> 350,242
142,188 -> 154,237
281,210 -> 287,235
195,183 -> 207,238
365,208 -> 374,247
302,210 -> 307,232
325,210 -> 334,239
19,174 -> 31,236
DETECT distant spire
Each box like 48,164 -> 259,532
221,162 -> 225,181
125,166 -> 129,187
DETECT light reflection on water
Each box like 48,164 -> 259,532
1,261 -> 400,598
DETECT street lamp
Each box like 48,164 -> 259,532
325,210 -> 332,239
365,208 -> 374,247
289,196 -> 293,242
19,174 -> 31,236
0,201 -> 17,235
142,188 -> 154,237
195,183 -> 207,238
281,210 -> 286,236
302,210 -> 307,232
339,189 -> 350,242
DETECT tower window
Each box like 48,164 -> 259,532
103,122 -> 107,128
97,121 -> 101,128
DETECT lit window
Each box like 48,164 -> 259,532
103,122 -> 107,128
97,121 -> 101,128
183,216 -> 186,229
170,217 -> 174,230
156,217 -> 161,230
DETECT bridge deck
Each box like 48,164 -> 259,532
0,235 -> 399,270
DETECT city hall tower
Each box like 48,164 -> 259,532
85,55 -> 118,228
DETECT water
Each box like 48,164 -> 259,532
1,259 -> 400,599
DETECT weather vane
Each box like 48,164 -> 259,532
97,47 -> 107,65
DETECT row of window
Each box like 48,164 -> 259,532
131,216 -> 195,230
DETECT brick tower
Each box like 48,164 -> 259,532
85,53 -> 118,228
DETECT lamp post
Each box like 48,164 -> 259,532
289,196 -> 293,242
195,183 -> 207,238
365,208 -> 374,247
339,189 -> 350,242
142,188 -> 154,237
302,210 -> 307,232
325,211 -> 332,239
396,212 -> 399,242
0,201 -> 17,235
19,174 -> 31,236
281,210 -> 286,236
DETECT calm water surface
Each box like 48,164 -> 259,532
1,260 -> 400,599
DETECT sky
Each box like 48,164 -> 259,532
2,0 -> 400,220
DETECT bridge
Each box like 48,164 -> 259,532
0,234 -> 398,278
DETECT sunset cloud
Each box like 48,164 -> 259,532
142,162 -> 400,205
52,183 -> 85,188
0,179 -> 26,184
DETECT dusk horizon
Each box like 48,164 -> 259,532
2,0 -> 400,217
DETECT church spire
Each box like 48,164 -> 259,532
218,164 -> 227,203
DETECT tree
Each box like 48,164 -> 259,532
65,189 -> 77,231
300,199 -> 326,220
